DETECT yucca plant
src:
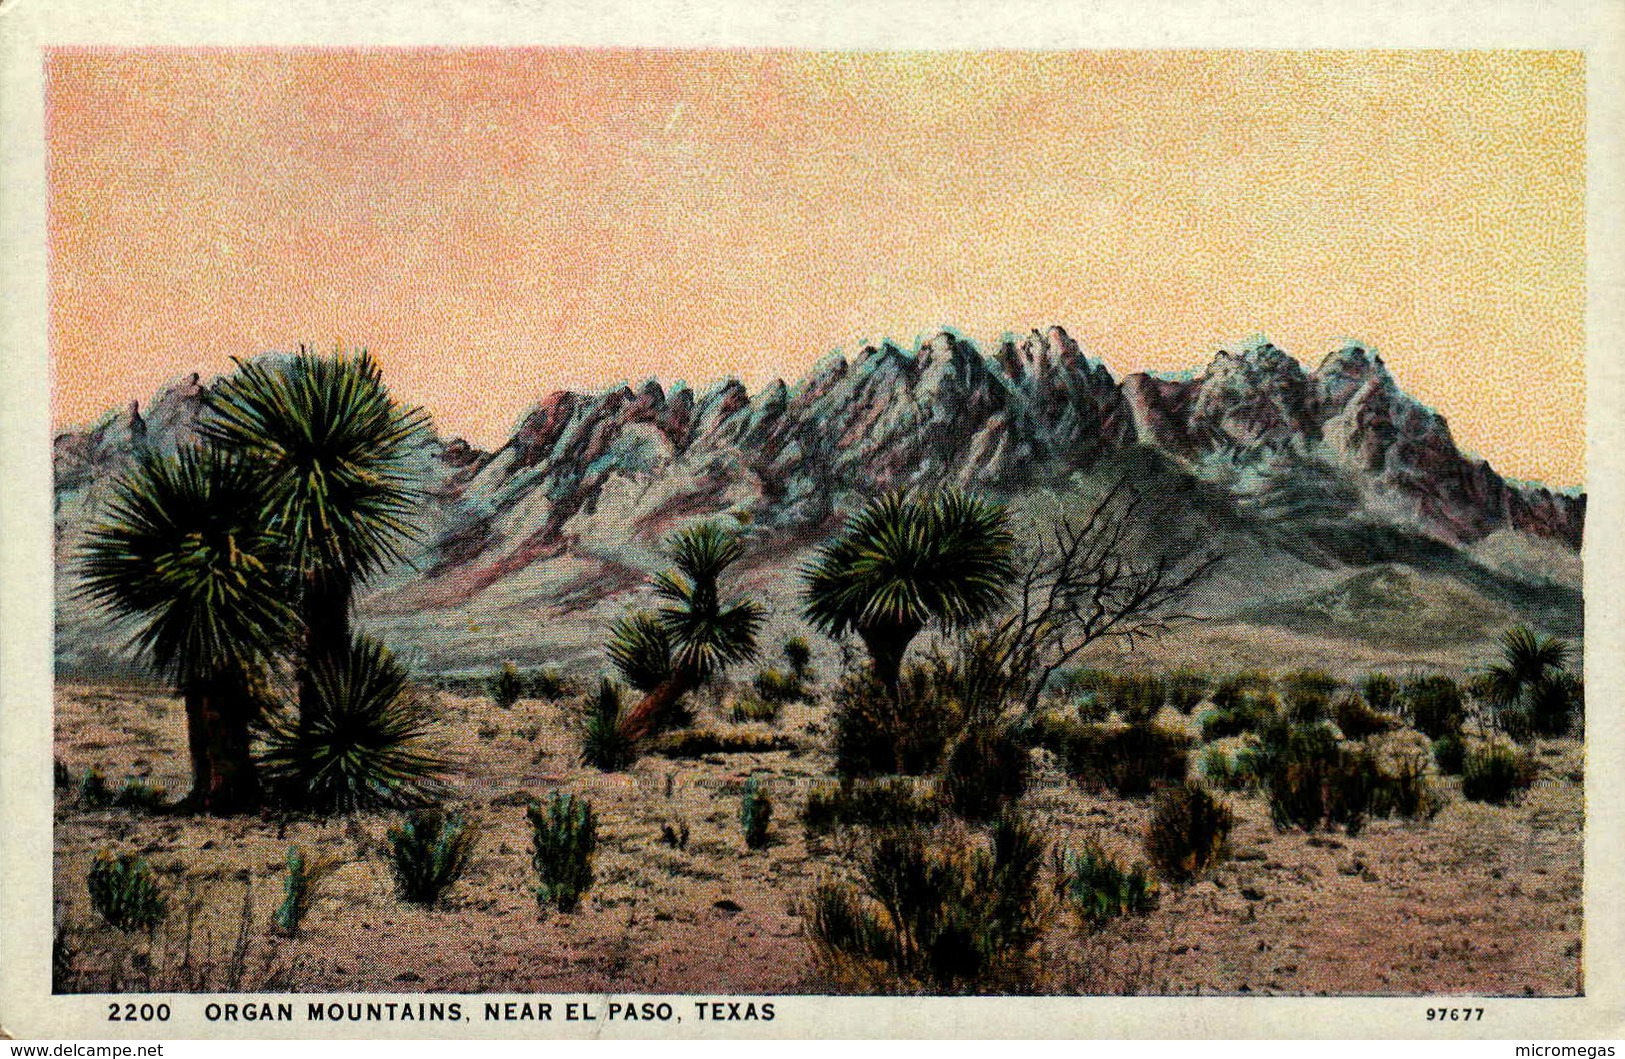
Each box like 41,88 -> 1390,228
614,523 -> 764,742
1462,743 -> 1537,805
87,852 -> 168,932
1144,782 -> 1233,884
79,447 -> 294,813
1056,842 -> 1158,928
580,679 -> 635,772
783,636 -> 814,682
387,808 -> 477,907
77,767 -> 112,808
803,491 -> 1015,697
272,845 -> 340,935
200,348 -> 430,730
528,792 -> 597,912
740,778 -> 773,849
260,634 -> 448,813
606,612 -> 673,693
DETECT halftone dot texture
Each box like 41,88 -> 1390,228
46,49 -> 1583,486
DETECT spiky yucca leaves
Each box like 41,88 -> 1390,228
1482,626 -> 1577,739
87,852 -> 168,932
580,679 -> 635,771
387,808 -> 478,907
528,792 -> 597,913
803,491 -> 1015,695
200,349 -> 431,728
606,612 -> 673,692
260,635 -> 448,813
78,448 -> 294,812
615,523 -> 764,742
272,846 -> 340,935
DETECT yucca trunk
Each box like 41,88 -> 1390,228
297,571 -> 353,730
180,671 -> 261,814
617,669 -> 698,743
859,617 -> 922,700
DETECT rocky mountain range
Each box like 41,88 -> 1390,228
53,327 -> 1584,677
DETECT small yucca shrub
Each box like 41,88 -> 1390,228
1056,721 -> 1191,797
1144,782 -> 1233,884
1254,721 -> 1373,835
1199,694 -> 1279,741
490,662 -> 523,710
831,668 -> 962,778
730,692 -> 781,723
1400,676 -> 1464,740
87,852 -> 167,932
1462,744 -> 1536,805
1199,746 -> 1255,791
580,679 -> 635,771
1056,842 -> 1157,928
527,666 -> 575,702
387,808 -> 477,907
753,667 -> 803,705
1281,670 -> 1339,724
1361,673 -> 1400,713
740,778 -> 773,849
529,792 -> 597,912
261,635 -> 449,813
272,846 -> 339,935
1165,670 -> 1210,713
78,767 -> 112,808
783,636 -> 814,682
1110,674 -> 1166,724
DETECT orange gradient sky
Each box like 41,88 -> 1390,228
46,49 -> 1585,486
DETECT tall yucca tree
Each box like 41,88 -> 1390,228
615,522 -> 764,742
803,490 -> 1015,696
198,348 -> 430,724
79,448 -> 294,813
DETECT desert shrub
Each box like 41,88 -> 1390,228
112,778 -> 167,812
78,767 -> 112,808
606,611 -> 672,692
528,792 -> 597,912
386,808 -> 477,907
260,635 -> 449,813
1199,694 -> 1279,741
651,729 -> 797,758
1333,693 -> 1395,739
1199,745 -> 1256,791
940,724 -> 1029,822
783,636 -> 814,681
729,692 -> 780,723
1522,673 -> 1582,740
1254,722 -> 1373,835
490,662 -> 523,710
1432,732 -> 1466,775
55,759 -> 72,789
1461,744 -> 1537,805
1055,842 -> 1158,928
754,667 -> 803,705
1399,676 -> 1464,740
580,679 -> 636,771
526,665 -> 575,702
807,814 -> 1044,993
803,778 -> 940,836
1211,670 -> 1274,710
1053,721 -> 1192,797
660,821 -> 690,850
87,852 -> 167,932
1361,673 -> 1400,713
272,846 -> 338,936
831,667 -> 963,778
1165,670 -> 1211,713
1144,782 -> 1233,884
1110,674 -> 1166,724
1368,752 -> 1440,822
740,778 -> 773,849
1282,670 -> 1338,724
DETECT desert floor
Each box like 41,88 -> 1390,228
52,680 -> 1584,996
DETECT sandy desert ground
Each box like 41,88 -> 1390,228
51,678 -> 1583,997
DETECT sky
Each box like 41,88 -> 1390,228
46,49 -> 1585,486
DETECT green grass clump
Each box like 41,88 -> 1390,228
740,778 -> 773,849
1253,721 -> 1374,835
110,777 -> 167,812
1432,732 -> 1466,775
1461,744 -> 1537,805
730,693 -> 781,723
1049,720 -> 1191,797
1281,670 -> 1339,724
1361,673 -> 1400,713
387,808 -> 477,907
753,667 -> 803,705
802,778 -> 940,836
830,668 -> 962,777
1199,746 -> 1256,791
1165,670 -> 1211,713
528,792 -> 597,913
78,767 -> 112,808
1055,842 -> 1157,928
1144,782 -> 1233,884
272,846 -> 338,935
1333,693 -> 1395,739
807,814 -> 1044,993
1399,676 -> 1464,740
1200,694 -> 1279,741
490,662 -> 523,710
87,852 -> 167,932
527,665 -> 576,702
580,679 -> 636,771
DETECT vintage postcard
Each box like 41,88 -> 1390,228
3,0 -> 1623,1042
